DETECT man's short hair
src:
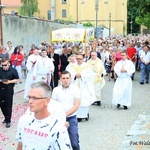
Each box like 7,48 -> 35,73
31,81 -> 52,98
41,48 -> 47,52
142,44 -> 150,49
76,53 -> 84,58
121,50 -> 127,54
91,51 -> 97,56
34,46 -> 39,50
63,45 -> 67,49
60,70 -> 71,77
1,58 -> 10,63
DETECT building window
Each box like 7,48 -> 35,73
62,9 -> 67,18
48,10 -> 51,20
62,0 -> 67,4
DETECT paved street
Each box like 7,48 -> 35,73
0,71 -> 150,150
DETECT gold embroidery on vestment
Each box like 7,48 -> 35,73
71,64 -> 89,87
87,59 -> 103,84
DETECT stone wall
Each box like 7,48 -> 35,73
2,14 -> 76,52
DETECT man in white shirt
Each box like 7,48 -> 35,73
139,45 -> 150,84
135,42 -> 142,71
16,81 -> 72,150
52,71 -> 80,150
6,41 -> 14,58
33,48 -> 54,85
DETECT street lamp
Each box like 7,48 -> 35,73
0,0 -> 5,45
94,0 -> 100,39
76,0 -> 78,23
130,15 -> 133,35
109,13 -> 111,37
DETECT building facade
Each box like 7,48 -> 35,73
2,0 -> 22,15
38,0 -> 127,35
2,0 -> 127,35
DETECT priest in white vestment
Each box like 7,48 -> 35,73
66,54 -> 95,121
112,51 -> 135,109
87,51 -> 106,106
33,48 -> 54,85
24,47 -> 41,100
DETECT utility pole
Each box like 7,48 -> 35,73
51,0 -> 55,20
76,0 -> 78,23
95,0 -> 100,39
109,13 -> 111,37
0,0 -> 4,45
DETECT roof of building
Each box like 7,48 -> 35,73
1,0 -> 22,7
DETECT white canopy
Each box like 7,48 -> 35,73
51,28 -> 94,42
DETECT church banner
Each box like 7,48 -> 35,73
52,28 -> 85,42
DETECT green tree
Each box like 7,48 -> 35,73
19,0 -> 39,17
136,13 -> 150,29
128,0 -> 150,29
83,22 -> 94,27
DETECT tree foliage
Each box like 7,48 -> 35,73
128,0 -> 150,29
128,0 -> 150,17
136,13 -> 150,29
19,0 -> 39,17
83,22 -> 94,27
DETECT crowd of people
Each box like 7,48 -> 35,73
0,34 -> 150,149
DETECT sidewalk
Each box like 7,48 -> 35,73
14,79 -> 25,94
0,79 -> 28,150
0,72 -> 150,150
119,110 -> 150,150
